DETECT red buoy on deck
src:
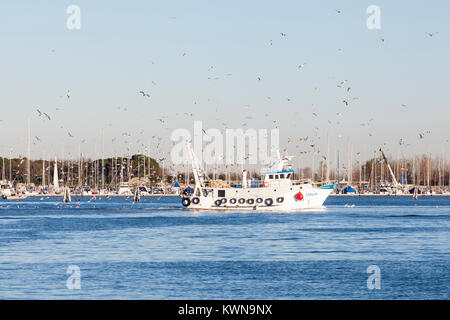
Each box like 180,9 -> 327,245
296,192 -> 304,201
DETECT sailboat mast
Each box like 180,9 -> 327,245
9,147 -> 12,182
78,144 -> 81,186
27,118 -> 31,185
42,152 -> 45,187
326,134 -> 330,183
102,128 -> 105,190
298,153 -> 302,180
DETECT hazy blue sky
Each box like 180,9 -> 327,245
0,1 -> 449,166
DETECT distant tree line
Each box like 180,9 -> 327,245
0,154 -> 163,187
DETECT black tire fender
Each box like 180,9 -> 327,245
182,198 -> 191,207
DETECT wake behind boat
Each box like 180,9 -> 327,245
180,143 -> 335,211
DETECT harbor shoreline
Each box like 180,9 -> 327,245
18,194 -> 450,198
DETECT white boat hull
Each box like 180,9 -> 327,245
182,184 -> 334,211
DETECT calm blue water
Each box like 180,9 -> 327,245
0,195 -> 448,299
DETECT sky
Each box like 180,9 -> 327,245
0,0 -> 449,169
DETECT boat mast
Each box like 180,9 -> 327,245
298,152 -> 302,180
349,143 -> 352,185
27,118 -> 31,185
78,144 -> 81,186
102,129 -> 105,190
42,152 -> 45,187
53,156 -> 59,190
326,134 -> 330,183
9,147 -> 12,182
337,150 -> 340,185
61,144 -> 64,187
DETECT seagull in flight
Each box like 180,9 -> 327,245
139,91 -> 150,97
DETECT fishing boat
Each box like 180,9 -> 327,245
180,143 -> 335,211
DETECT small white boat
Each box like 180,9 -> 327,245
80,185 -> 93,196
0,180 -> 14,199
1,181 -> 28,200
117,183 -> 132,196
180,143 -> 335,211
0,181 -> 28,200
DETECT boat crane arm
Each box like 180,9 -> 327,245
186,142 -> 207,188
379,148 -> 400,187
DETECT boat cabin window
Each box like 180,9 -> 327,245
275,175 -> 279,179
280,174 -> 285,179
218,189 -> 225,197
269,175 -> 274,179
286,174 -> 291,179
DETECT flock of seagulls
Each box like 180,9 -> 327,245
5,7 -> 442,179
